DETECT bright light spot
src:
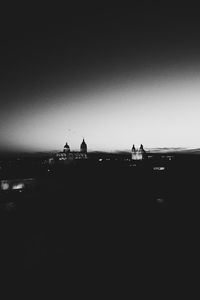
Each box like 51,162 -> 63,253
1,181 -> 9,190
12,183 -> 25,190
153,166 -> 165,171
99,158 -> 103,162
132,153 -> 143,160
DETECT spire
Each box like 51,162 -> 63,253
80,138 -> 87,153
132,144 -> 136,152
140,144 -> 144,150
139,144 -> 147,160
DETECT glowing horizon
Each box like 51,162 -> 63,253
1,67 -> 200,153
1,5 -> 200,153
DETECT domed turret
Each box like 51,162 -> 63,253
131,144 -> 147,160
138,144 -> 147,160
131,144 -> 136,160
63,142 -> 70,153
80,139 -> 87,153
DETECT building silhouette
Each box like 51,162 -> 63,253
80,139 -> 87,154
63,142 -> 70,153
131,144 -> 136,160
48,139 -> 88,165
131,144 -> 147,161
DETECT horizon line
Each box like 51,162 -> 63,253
1,147 -> 200,156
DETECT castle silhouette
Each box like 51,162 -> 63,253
48,139 -> 147,165
131,144 -> 147,160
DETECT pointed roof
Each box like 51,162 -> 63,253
81,138 -> 86,144
140,144 -> 144,150
132,144 -> 136,151
80,138 -> 87,152
81,139 -> 87,147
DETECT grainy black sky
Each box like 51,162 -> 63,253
1,2 -> 200,152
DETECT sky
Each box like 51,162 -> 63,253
1,2 -> 200,152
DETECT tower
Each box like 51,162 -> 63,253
131,144 -> 136,160
131,144 -> 146,160
139,144 -> 147,160
63,142 -> 70,153
80,139 -> 87,154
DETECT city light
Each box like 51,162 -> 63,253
1,181 -> 9,190
12,183 -> 25,190
153,167 -> 165,171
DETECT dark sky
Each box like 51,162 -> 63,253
2,3 -> 200,89
1,2 -> 200,152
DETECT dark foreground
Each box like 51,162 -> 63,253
0,158 -> 199,295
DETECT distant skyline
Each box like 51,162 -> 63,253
1,4 -> 200,152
